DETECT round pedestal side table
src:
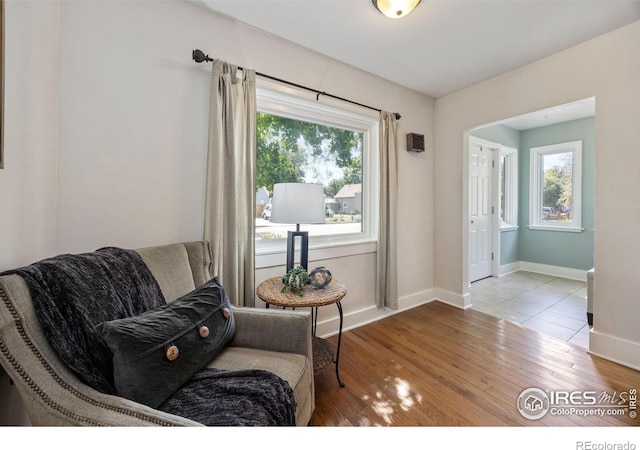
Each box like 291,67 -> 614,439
256,276 -> 347,387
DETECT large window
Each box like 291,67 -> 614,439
529,140 -> 583,232
255,87 -> 379,256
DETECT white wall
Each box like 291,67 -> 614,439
0,1 -> 58,271
434,20 -> 640,370
3,1 -> 434,331
0,0 -> 60,426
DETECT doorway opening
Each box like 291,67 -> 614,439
465,97 -> 596,347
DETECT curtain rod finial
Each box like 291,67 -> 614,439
192,49 -> 212,63
394,113 -> 401,120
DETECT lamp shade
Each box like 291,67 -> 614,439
372,0 -> 421,19
270,183 -> 326,225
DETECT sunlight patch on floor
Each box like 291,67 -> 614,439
362,376 -> 423,425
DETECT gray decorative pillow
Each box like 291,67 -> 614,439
97,277 -> 235,408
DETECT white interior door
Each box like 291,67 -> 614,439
469,142 -> 493,282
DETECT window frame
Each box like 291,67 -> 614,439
500,146 -> 518,231
528,140 -> 583,232
254,85 -> 380,266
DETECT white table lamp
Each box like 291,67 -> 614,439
270,183 -> 326,273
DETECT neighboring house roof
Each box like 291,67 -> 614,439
334,184 -> 361,199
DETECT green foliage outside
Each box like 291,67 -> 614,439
256,112 -> 363,195
543,153 -> 573,220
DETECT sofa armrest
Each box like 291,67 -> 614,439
0,274 -> 203,426
230,307 -> 312,357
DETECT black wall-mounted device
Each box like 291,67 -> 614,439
407,133 -> 425,152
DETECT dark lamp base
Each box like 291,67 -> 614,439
286,230 -> 309,273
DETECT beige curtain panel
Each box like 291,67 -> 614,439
203,59 -> 257,307
377,111 -> 398,309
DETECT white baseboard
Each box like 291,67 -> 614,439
315,304 -> 380,338
588,329 -> 640,371
315,289 -> 436,338
499,261 -> 588,281
499,261 -> 520,277
434,288 -> 468,309
399,288 -> 437,310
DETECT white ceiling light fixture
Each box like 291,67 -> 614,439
372,0 -> 422,19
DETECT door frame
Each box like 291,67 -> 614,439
467,136 -> 502,284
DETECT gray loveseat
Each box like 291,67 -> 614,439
0,241 -> 314,426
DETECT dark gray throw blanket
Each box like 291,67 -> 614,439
4,247 -> 166,393
159,368 -> 296,426
3,248 -> 296,426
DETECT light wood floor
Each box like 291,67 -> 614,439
311,301 -> 639,426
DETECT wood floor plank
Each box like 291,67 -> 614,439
312,301 -> 640,427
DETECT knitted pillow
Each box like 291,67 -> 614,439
97,277 -> 235,408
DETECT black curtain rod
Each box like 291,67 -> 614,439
192,49 -> 401,120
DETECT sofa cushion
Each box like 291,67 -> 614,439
136,243 -> 198,303
97,277 -> 235,408
207,346 -> 312,426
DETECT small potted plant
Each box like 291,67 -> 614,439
281,266 -> 309,296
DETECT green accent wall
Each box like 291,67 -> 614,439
519,117 -> 595,270
471,116 -> 595,270
500,231 -> 519,265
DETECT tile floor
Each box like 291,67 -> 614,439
468,271 -> 590,348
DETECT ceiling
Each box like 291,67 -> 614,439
194,0 -> 640,99
482,96 -> 596,131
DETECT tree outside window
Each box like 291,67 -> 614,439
257,112 -> 362,195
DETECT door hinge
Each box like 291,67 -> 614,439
492,206 -> 494,214
491,252 -> 494,261
492,160 -> 495,168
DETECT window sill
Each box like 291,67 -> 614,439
500,225 -> 519,232
255,239 -> 377,269
527,225 -> 584,233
